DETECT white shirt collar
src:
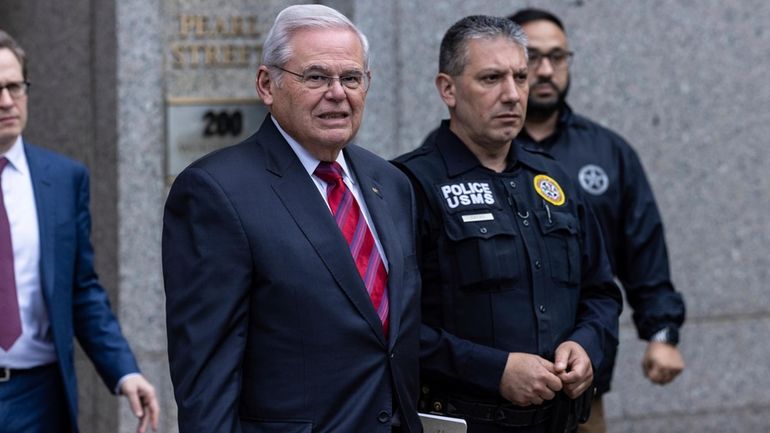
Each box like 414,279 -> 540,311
1,136 -> 28,177
270,116 -> 356,185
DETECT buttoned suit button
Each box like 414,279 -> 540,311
378,411 -> 391,423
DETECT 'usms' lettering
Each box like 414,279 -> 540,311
440,181 -> 495,209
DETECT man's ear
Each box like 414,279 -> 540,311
256,66 -> 274,106
435,73 -> 456,109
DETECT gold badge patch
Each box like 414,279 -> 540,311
533,174 -> 566,206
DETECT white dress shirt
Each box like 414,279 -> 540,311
272,117 -> 389,270
0,137 -> 57,368
0,137 -> 138,392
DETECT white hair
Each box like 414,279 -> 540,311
262,4 -> 370,84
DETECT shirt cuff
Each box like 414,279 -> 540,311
114,372 -> 142,395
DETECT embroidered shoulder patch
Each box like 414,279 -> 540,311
533,174 -> 566,206
578,164 -> 609,195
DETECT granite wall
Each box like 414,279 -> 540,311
1,1 -> 768,432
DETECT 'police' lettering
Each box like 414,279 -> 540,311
440,182 -> 495,209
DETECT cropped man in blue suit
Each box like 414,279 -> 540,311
0,30 -> 159,433
163,4 -> 421,433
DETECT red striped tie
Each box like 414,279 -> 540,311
0,157 -> 22,351
315,161 -> 389,336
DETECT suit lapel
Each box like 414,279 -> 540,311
24,144 -> 56,302
259,119 -> 387,345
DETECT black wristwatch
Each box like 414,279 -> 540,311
650,327 -> 679,346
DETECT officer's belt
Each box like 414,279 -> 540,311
444,396 -> 553,427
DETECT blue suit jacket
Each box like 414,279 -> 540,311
163,117 -> 422,433
25,143 -> 140,432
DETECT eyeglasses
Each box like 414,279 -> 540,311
0,81 -> 31,99
527,49 -> 573,70
272,66 -> 370,91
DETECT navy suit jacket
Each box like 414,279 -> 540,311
163,117 -> 422,433
24,143 -> 140,432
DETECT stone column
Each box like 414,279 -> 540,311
114,0 -> 170,432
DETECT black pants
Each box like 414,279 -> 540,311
465,418 -> 551,433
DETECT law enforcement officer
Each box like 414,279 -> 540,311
393,15 -> 622,433
509,9 -> 686,433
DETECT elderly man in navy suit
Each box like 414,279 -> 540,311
0,30 -> 159,433
163,4 -> 422,433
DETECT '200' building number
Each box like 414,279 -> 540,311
202,110 -> 243,137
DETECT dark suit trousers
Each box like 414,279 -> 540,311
0,363 -> 71,433
466,420 -> 549,433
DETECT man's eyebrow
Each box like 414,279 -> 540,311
301,64 -> 332,72
302,64 -> 365,73
476,67 -> 506,74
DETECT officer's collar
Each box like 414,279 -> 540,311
519,104 -> 563,142
435,120 -> 485,177
436,119 -> 550,176
557,103 -> 575,128
437,120 -> 521,176
555,103 -> 593,130
520,103 -> 592,142
516,145 -> 558,174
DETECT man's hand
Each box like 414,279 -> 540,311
642,341 -> 685,384
499,352 -> 563,406
553,341 -> 593,399
120,374 -> 160,433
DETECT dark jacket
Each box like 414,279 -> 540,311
515,105 -> 686,394
164,116 -> 422,433
394,121 -> 621,408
